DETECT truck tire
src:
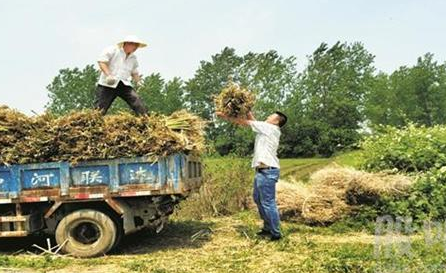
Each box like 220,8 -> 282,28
111,217 -> 124,250
55,209 -> 117,258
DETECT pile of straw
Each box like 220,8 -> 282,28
214,81 -> 255,118
0,106 -> 206,166
276,181 -> 309,221
11,113 -> 59,164
0,106 -> 34,164
275,165 -> 413,225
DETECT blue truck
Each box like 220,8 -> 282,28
0,154 -> 202,257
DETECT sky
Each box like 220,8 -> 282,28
1,0 -> 445,114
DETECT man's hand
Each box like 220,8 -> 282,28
106,75 -> 117,85
134,79 -> 143,89
247,111 -> 256,121
216,111 -> 226,118
132,73 -> 142,86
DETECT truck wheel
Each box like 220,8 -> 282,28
55,209 -> 117,258
111,218 -> 124,250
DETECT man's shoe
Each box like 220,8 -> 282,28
270,235 -> 282,241
256,229 -> 271,236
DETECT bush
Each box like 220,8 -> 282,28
378,167 -> 446,225
354,124 -> 446,227
360,124 -> 446,172
351,167 -> 446,227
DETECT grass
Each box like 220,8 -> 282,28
1,210 -> 446,272
333,150 -> 364,168
280,157 -> 331,182
279,150 -> 364,183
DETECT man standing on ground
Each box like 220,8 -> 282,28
95,35 -> 148,115
216,111 -> 287,241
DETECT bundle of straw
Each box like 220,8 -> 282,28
276,180 -> 309,221
275,165 -> 413,225
167,110 -> 207,155
214,81 -> 255,118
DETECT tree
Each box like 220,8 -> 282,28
239,51 -> 298,119
138,74 -> 185,115
138,73 -> 165,113
391,54 -> 446,126
364,72 -> 399,125
365,53 -> 446,127
295,42 -> 376,156
46,65 -> 99,115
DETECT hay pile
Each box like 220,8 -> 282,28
276,181 -> 310,220
10,113 -> 58,164
214,81 -> 255,118
0,106 -> 206,166
276,165 -> 413,225
0,106 -> 34,164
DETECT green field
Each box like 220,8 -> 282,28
1,152 -> 445,273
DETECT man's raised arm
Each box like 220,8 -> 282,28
216,111 -> 255,126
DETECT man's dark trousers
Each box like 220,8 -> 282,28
95,81 -> 147,115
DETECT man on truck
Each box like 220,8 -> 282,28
216,111 -> 287,241
95,35 -> 148,115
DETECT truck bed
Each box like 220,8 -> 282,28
0,154 -> 202,204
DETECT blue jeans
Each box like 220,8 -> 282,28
253,168 -> 281,237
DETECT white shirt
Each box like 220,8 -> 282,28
97,45 -> 139,88
249,121 -> 281,169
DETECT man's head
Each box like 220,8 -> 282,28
266,111 -> 288,128
123,42 -> 139,54
118,35 -> 147,54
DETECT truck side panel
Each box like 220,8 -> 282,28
0,154 -> 201,203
